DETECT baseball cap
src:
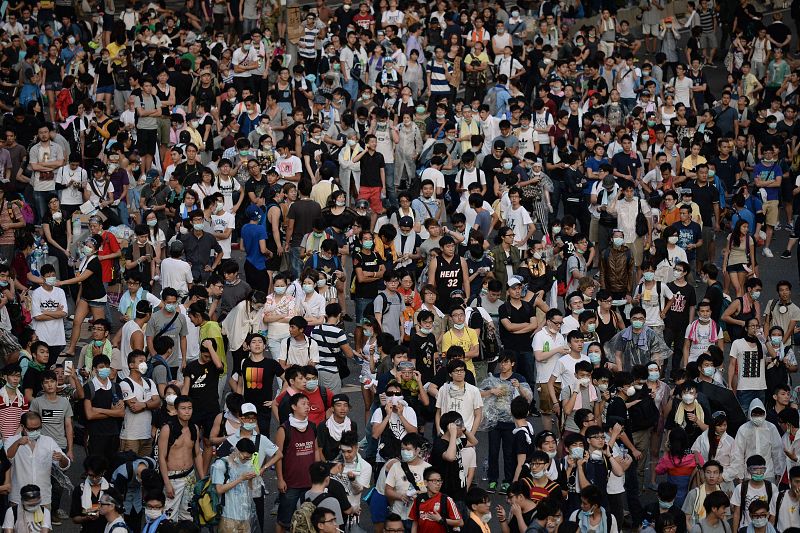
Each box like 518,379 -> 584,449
241,403 -> 258,415
313,94 -> 326,104
507,276 -> 523,287
398,216 -> 413,228
332,394 -> 350,405
245,205 -> 262,220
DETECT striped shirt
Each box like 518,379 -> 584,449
310,323 -> 348,374
428,59 -> 452,94
699,9 -> 714,33
299,25 -> 320,59
0,388 -> 28,441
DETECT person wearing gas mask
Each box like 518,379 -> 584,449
2,484 -> 52,533
733,401 -> 786,489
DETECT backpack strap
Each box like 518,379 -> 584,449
777,489 -> 787,519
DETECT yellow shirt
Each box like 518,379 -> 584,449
441,327 -> 479,374
106,42 -> 127,65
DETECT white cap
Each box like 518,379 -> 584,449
241,403 -> 258,415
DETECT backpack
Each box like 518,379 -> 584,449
738,480 -> 773,529
468,304 -> 503,363
311,252 -> 341,272
362,292 -> 392,320
290,493 -> 329,533
145,355 -> 173,382
482,85 -> 507,116
191,459 -> 230,527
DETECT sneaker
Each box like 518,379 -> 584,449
57,510 -> 69,520
782,250 -> 792,259
500,482 -> 511,494
529,406 -> 542,417
787,223 -> 795,232
763,247 -> 774,258
271,501 -> 279,516
487,481 -> 497,493
51,516 -> 62,526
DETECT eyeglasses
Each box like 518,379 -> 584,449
751,514 -> 769,520
550,320 -> 563,326
426,478 -> 443,483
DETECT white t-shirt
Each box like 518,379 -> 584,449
119,376 -> 159,440
455,168 -> 486,202
211,211 -> 236,259
2,506 -> 52,530
276,155 -> 302,184
730,481 -> 777,527
671,76 -> 695,108
729,338 -> 768,392
504,205 -> 533,250
86,178 -> 115,205
684,320 -> 723,363
278,336 -> 320,366
435,382 -> 484,432
385,459 -> 429,519
532,329 -> 567,384
551,353 -> 591,388
217,176 -> 242,212
55,165 -> 87,205
371,406 -> 419,462
633,281 -> 674,328
160,257 -> 193,293
30,286 -> 68,346
420,167 -> 445,192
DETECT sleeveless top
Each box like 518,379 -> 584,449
435,255 -> 464,310
595,309 -> 618,346
282,423 -> 316,488
728,296 -> 755,340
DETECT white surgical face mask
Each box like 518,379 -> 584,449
137,362 -> 148,374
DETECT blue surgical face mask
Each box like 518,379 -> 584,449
147,219 -> 158,227
647,371 -> 660,381
26,429 -> 41,441
193,223 -> 204,231
0,281 -> 8,288
45,276 -> 57,285
93,340 -> 104,347
274,286 -> 287,295
752,517 -> 769,528
589,352 -> 601,364
658,500 -> 673,510
164,303 -> 177,313
703,366 -> 715,377
242,422 -> 258,431
419,327 -> 432,335
751,473 -> 766,482
97,368 -> 111,379
363,328 -> 373,337
302,284 -> 315,294
643,271 -> 655,281
305,380 -> 319,391
362,240 -> 374,250
631,319 -> 644,329
401,450 -> 415,462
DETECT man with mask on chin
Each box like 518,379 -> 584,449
7,412 -> 70,511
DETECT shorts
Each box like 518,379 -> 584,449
45,81 -> 60,92
102,13 -> 114,31
83,297 -> 107,308
538,382 -> 561,415
96,85 -> 114,95
764,199 -> 780,227
641,23 -> 660,36
157,117 -> 171,145
700,32 -> 718,49
626,237 -> 644,267
726,263 -> 747,273
277,487 -> 308,527
358,185 -> 384,214
782,177 -> 795,202
137,128 -> 158,157
190,410 -> 219,439
369,491 -> 389,523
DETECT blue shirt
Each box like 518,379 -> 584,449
731,207 -> 756,234
752,161 -> 782,201
671,221 -> 703,260
494,85 -> 511,119
241,222 -> 268,270
211,456 -> 255,521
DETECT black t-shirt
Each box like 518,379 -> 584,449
408,332 -> 437,385
358,151 -> 385,188
300,140 -> 329,180
689,182 -> 719,227
79,257 -> 105,301
184,359 -> 222,414
83,382 -> 122,435
767,22 -> 792,47
353,251 -> 384,299
239,357 -> 283,407
606,395 -> 632,440
499,300 -> 535,352
430,437 -> 466,500
512,426 -> 534,463
245,176 -> 269,204
666,281 -> 697,327
22,367 -> 44,398
173,161 -> 203,188
70,483 -> 105,533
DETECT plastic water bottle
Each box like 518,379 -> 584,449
481,459 -> 489,481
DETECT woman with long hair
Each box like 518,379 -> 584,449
691,411 -> 739,494
262,272 -> 299,360
355,316 -> 382,424
723,219 -> 756,297
264,184 -> 285,280
655,426 -> 704,508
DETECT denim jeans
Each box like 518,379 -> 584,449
736,389 -> 765,414
355,298 -> 372,324
287,246 -> 303,278
116,199 -> 129,227
384,162 -> 397,209
344,78 -> 359,102
33,190 -> 52,222
488,423 -> 515,483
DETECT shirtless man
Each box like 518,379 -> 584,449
157,395 -> 205,521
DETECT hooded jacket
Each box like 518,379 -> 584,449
732,399 -> 786,482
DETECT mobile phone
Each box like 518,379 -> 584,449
64,360 -> 74,375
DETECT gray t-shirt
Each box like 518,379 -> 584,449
301,490 -> 344,525
29,395 -> 72,449
136,92 -> 161,130
145,310 -> 189,367
689,518 -> 730,533
375,290 -> 404,342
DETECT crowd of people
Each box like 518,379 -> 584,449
2,0 -> 800,532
